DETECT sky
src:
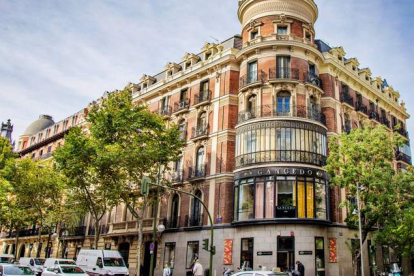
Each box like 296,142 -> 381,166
1,0 -> 414,142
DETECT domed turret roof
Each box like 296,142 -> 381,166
22,115 -> 55,136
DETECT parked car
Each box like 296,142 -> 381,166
233,272 -> 289,276
41,265 -> 88,276
75,250 -> 128,276
43,259 -> 76,269
19,258 -> 45,275
0,254 -> 14,264
0,265 -> 35,276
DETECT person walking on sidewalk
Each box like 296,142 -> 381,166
296,260 -> 305,276
192,259 -> 203,276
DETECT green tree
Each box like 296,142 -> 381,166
325,123 -> 413,276
53,126 -> 123,249
86,89 -> 183,276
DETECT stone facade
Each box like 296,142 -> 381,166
1,0 -> 411,276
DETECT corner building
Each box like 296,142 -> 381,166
3,0 -> 412,275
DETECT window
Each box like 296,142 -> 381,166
178,120 -> 186,141
247,95 -> 257,112
305,31 -> 312,41
180,89 -> 188,102
238,178 -> 254,220
205,52 -> 211,60
39,150 -> 43,157
250,30 -> 258,40
186,241 -> 199,269
47,146 -> 52,153
45,129 -> 51,139
170,195 -> 179,228
316,179 -> 327,220
63,120 -> 68,131
185,61 -> 191,70
190,190 -> 202,226
277,91 -> 291,115
240,238 -> 254,269
164,243 -> 176,268
196,147 -> 205,176
247,61 -> 258,84
277,56 -> 291,79
71,116 -> 77,126
277,26 -> 288,35
198,112 -> 206,128
200,80 -> 209,99
315,237 -> 325,276
277,236 -> 295,272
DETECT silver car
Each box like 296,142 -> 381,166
0,265 -> 35,276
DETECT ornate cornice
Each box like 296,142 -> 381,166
238,0 -> 318,27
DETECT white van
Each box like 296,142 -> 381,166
43,258 -> 76,268
19,258 -> 46,275
0,254 -> 14,264
76,250 -> 128,276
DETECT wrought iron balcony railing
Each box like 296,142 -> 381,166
395,128 -> 409,138
240,70 -> 266,88
172,170 -> 184,183
356,102 -> 368,115
61,226 -> 86,237
193,90 -> 211,106
303,72 -> 322,88
188,164 -> 207,180
340,92 -> 354,107
191,124 -> 209,140
380,117 -> 391,128
268,67 -> 299,81
185,213 -> 203,228
396,151 -> 412,164
369,111 -> 380,122
88,225 -> 109,236
164,217 -> 180,229
236,150 -> 327,169
173,99 -> 190,113
237,104 -> 326,125
158,106 -> 172,117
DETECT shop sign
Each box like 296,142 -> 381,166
235,166 -> 326,180
257,251 -> 273,256
299,251 -> 312,255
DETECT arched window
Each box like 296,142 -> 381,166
247,95 -> 257,112
198,112 -> 206,128
189,190 -> 203,227
170,194 -> 180,228
196,147 -> 205,171
277,91 -> 291,116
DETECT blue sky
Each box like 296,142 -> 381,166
1,0 -> 413,142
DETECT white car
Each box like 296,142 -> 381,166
41,265 -> 88,276
0,265 -> 36,276
43,259 -> 76,269
0,254 -> 14,264
233,272 -> 289,276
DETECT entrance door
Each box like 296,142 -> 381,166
277,236 -> 295,272
18,244 -> 26,258
118,243 -> 130,267
143,241 -> 158,276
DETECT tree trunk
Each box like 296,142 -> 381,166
14,230 -> 19,260
36,227 -> 42,258
94,220 -> 100,250
135,219 -> 144,276
353,250 -> 360,276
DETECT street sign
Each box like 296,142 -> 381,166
257,251 -> 273,256
141,177 -> 151,195
149,242 -> 155,251
299,251 -> 312,255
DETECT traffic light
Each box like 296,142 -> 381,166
141,177 -> 151,195
210,245 -> 216,255
202,239 -> 209,251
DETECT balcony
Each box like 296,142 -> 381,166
303,72 -> 322,88
236,150 -> 327,169
380,117 -> 391,128
395,128 -> 409,139
158,106 -> 172,117
396,151 -> 412,164
340,92 -> 354,108
88,225 -> 109,236
7,228 -> 49,238
164,217 -> 180,230
184,214 -> 203,228
171,170 -> 184,183
237,104 -> 326,125
35,152 -> 52,161
356,102 -> 368,116
188,164 -> 207,181
61,226 -> 86,238
239,70 -> 266,90
109,218 -> 165,235
191,124 -> 209,141
173,99 -> 190,115
369,111 -> 380,122
193,90 -> 211,107
268,67 -> 299,82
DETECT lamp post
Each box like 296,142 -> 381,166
356,182 -> 365,276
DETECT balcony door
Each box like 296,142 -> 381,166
191,190 -> 202,226
196,147 -> 205,176
170,194 -> 179,228
277,56 -> 290,78
247,61 -> 258,84
277,92 -> 291,116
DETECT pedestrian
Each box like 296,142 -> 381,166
192,259 -> 203,276
163,263 -> 172,276
296,260 -> 305,276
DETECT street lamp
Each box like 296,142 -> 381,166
157,224 -> 165,233
355,182 -> 365,276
